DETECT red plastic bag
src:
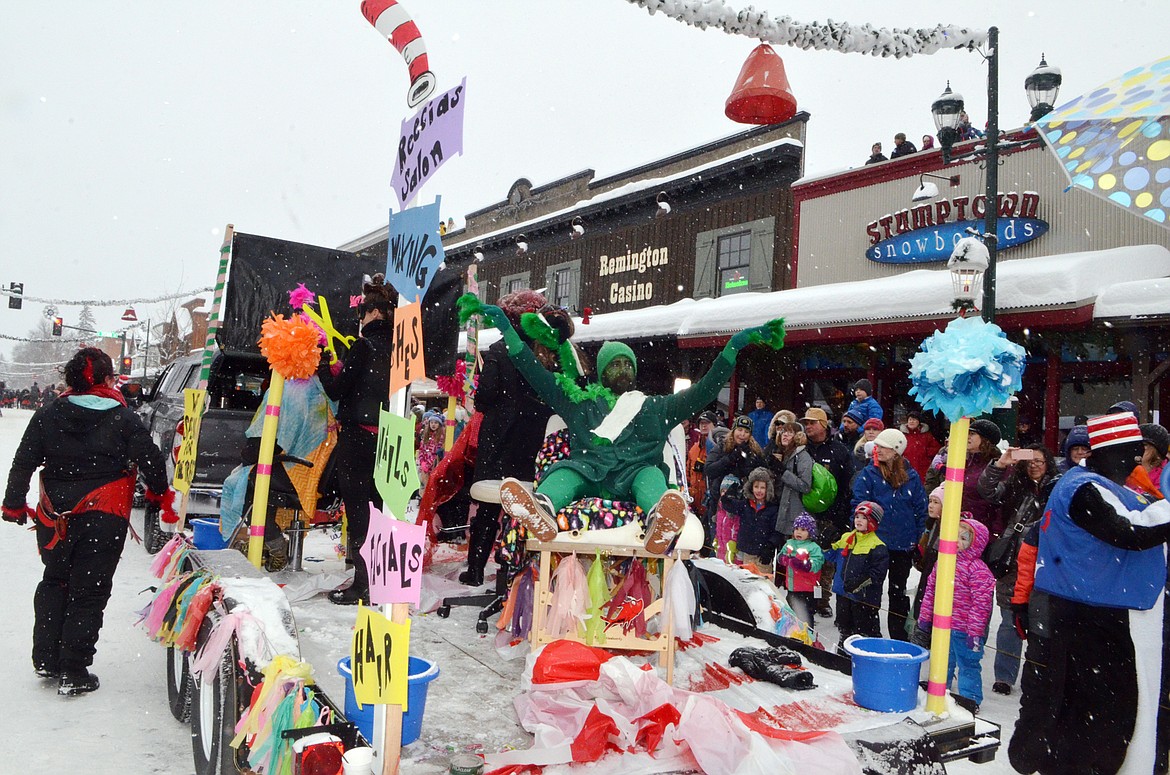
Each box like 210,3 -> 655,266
634,702 -> 682,753
531,640 -> 613,684
569,706 -> 621,763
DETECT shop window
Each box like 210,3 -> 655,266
544,259 -> 581,312
693,217 -> 775,299
717,231 -> 752,295
499,270 -> 531,298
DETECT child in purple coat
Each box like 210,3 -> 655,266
915,515 -> 995,709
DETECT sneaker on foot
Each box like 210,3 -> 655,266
644,491 -> 687,555
499,479 -> 557,542
58,670 -> 100,696
992,681 -> 1012,696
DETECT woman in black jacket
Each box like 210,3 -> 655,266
3,347 -> 170,695
317,274 -> 396,605
977,442 -> 1058,696
706,416 -> 767,498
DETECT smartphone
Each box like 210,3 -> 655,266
1010,448 -> 1033,461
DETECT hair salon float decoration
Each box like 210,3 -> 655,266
140,535 -> 329,774
908,315 -> 1026,715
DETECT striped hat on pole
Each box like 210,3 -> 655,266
1087,412 -> 1143,450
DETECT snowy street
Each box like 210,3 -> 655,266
3,407 -> 1025,773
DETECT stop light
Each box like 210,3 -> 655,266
8,282 -> 22,310
120,356 -> 133,376
52,316 -> 63,336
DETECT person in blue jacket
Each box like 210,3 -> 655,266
747,398 -> 774,450
852,427 -> 927,641
1011,412 -> 1170,775
846,379 -> 883,422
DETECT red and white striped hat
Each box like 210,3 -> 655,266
1087,412 -> 1143,450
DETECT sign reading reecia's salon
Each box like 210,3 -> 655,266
598,246 -> 669,304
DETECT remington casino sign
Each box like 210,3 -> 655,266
598,245 -> 669,304
865,191 -> 1048,263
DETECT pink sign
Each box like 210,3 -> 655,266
360,504 -> 425,606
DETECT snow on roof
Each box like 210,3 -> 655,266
441,137 -> 804,253
567,245 -> 1170,343
1094,276 -> 1170,319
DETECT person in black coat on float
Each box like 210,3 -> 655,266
459,290 -> 566,586
3,347 -> 170,695
317,274 -> 396,605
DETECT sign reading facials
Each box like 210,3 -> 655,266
598,246 -> 669,304
865,191 -> 1048,264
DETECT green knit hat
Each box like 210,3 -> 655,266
597,341 -> 637,377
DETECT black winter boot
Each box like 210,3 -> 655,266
58,669 -> 100,696
459,507 -> 499,586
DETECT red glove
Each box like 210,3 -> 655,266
145,489 -> 180,525
2,504 -> 34,525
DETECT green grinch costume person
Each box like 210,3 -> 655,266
458,294 -> 785,555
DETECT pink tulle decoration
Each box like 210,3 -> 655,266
545,553 -> 589,639
288,283 -> 315,310
142,576 -> 186,639
191,610 -> 256,679
149,534 -> 184,578
435,360 -> 467,397
349,294 -> 363,308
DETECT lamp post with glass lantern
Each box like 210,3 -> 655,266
929,28 -> 1060,323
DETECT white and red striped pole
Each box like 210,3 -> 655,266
361,0 -> 437,107
925,416 -> 969,714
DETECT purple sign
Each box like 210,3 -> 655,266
391,78 -> 466,210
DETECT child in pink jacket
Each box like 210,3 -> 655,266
915,515 -> 995,709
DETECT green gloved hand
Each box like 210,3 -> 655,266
457,293 -> 509,330
728,318 -> 786,352
456,293 -> 522,354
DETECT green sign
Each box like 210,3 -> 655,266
374,408 -> 421,520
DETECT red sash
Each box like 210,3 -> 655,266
37,474 -> 135,550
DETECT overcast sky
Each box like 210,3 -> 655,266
1,0 -> 1164,363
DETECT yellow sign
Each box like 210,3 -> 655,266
389,300 -> 426,396
172,388 -> 206,493
350,604 -> 411,708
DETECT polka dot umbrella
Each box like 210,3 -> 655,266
1036,55 -> 1170,228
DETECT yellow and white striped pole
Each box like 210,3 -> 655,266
247,373 -> 285,568
925,416 -> 969,715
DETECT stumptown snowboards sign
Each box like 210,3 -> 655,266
865,191 -> 1048,263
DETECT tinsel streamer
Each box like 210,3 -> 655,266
0,286 -> 214,307
626,0 -> 987,58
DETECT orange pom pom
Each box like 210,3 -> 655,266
258,314 -> 322,379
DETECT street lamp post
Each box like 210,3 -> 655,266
931,28 -> 1060,324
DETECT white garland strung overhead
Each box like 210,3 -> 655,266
626,0 -> 987,58
0,286 -> 214,308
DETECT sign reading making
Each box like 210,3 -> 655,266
865,191 -> 1048,264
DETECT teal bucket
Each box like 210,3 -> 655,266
843,636 -> 929,713
338,656 -> 440,745
191,518 -> 229,551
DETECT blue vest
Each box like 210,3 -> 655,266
1036,465 -> 1165,610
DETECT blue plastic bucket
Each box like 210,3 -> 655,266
843,636 -> 929,713
337,656 -> 440,745
191,518 -> 229,551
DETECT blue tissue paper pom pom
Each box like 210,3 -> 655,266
908,316 -> 1026,423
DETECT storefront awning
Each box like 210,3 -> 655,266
566,245 -> 1170,344
458,245 -> 1170,352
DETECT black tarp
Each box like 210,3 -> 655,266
220,232 -> 380,355
223,232 -> 464,375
